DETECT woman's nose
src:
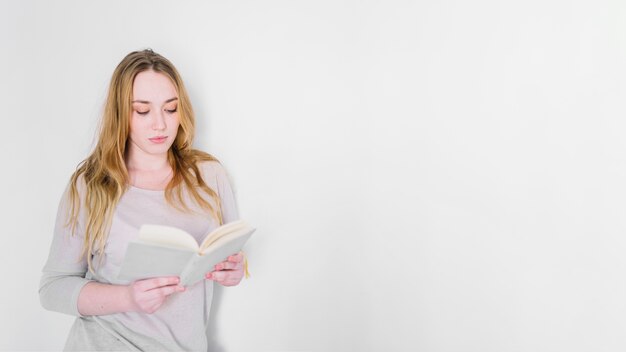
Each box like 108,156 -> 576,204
152,111 -> 166,130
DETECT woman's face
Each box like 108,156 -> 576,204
128,70 -> 180,159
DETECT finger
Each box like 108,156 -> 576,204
215,261 -> 243,271
222,277 -> 243,286
137,276 -> 180,291
210,271 -> 225,282
211,270 -> 243,283
227,252 -> 244,263
153,284 -> 186,297
218,273 -> 244,286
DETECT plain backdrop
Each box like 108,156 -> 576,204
2,0 -> 626,351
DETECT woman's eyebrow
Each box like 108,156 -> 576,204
131,97 -> 178,104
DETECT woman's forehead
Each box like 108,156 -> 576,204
132,70 -> 178,103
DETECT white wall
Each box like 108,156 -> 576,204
2,0 -> 626,351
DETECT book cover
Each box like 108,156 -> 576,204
118,220 -> 255,286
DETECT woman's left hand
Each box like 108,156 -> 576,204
205,252 -> 245,286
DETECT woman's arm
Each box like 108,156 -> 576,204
40,181 -> 185,316
39,183 -> 94,317
78,277 -> 185,315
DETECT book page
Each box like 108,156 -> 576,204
139,224 -> 200,252
199,220 -> 249,253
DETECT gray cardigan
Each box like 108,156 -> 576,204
39,161 -> 239,351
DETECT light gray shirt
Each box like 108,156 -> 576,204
39,161 -> 239,351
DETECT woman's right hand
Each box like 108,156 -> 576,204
126,276 -> 185,314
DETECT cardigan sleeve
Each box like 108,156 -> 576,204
200,160 -> 240,224
39,179 -> 94,317
213,161 -> 240,224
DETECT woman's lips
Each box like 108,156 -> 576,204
149,136 -> 167,144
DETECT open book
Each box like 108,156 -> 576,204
118,220 -> 255,286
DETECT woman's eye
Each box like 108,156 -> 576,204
136,110 -> 149,115
166,108 -> 178,113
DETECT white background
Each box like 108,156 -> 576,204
2,0 -> 626,351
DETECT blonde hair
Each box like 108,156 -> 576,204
66,49 -> 223,273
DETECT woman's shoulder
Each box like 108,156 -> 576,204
64,169 -> 88,199
196,159 -> 229,181
193,157 -> 235,200
191,152 -> 229,181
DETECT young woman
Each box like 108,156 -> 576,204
39,49 -> 246,351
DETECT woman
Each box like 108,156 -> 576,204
39,49 -> 246,351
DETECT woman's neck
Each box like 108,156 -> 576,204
125,149 -> 170,172
125,149 -> 174,190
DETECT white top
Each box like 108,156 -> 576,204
39,160 -> 239,351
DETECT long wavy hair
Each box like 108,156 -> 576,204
66,49 -> 223,273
